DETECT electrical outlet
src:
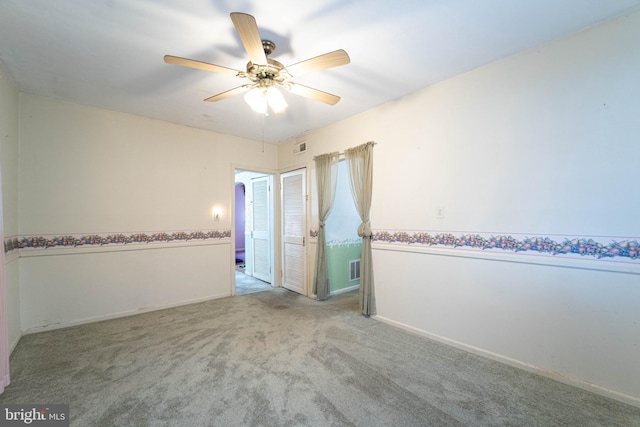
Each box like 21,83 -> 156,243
436,206 -> 445,219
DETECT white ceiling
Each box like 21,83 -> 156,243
1,0 -> 640,144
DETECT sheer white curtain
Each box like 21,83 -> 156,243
345,141 -> 376,316
0,165 -> 10,394
312,151 -> 339,300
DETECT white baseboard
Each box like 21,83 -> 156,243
372,314 -> 640,409
9,332 -> 23,355
23,292 -> 231,335
330,285 -> 359,296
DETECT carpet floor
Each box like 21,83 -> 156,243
1,289 -> 639,426
235,271 -> 272,296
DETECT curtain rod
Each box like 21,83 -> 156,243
314,141 -> 376,160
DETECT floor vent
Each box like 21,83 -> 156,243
349,259 -> 361,281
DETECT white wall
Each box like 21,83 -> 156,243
0,64 -> 21,351
20,244 -> 230,330
278,10 -> 640,404
18,94 -> 277,331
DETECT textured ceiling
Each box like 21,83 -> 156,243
1,0 -> 639,143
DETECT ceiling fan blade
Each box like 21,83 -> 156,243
204,86 -> 248,102
230,12 -> 268,65
285,50 -> 350,77
164,55 -> 241,76
288,83 -> 341,105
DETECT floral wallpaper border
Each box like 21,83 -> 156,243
371,230 -> 640,261
4,230 -> 231,255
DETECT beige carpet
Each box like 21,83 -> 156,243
235,270 -> 272,295
1,289 -> 639,426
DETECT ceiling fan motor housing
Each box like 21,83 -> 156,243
245,54 -> 288,89
262,40 -> 275,56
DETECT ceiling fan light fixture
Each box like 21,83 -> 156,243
266,86 -> 287,114
244,85 -> 288,115
244,87 -> 268,114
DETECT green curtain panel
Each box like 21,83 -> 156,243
345,141 -> 376,316
312,151 -> 339,300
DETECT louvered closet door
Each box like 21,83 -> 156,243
281,169 -> 307,295
251,176 -> 271,283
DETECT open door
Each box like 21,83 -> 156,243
281,169 -> 307,295
250,175 -> 271,283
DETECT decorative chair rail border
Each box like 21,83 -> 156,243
370,230 -> 640,261
4,230 -> 231,255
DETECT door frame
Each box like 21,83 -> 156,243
231,165 -> 279,296
231,163 -> 311,297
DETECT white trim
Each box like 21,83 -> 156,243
278,159 -> 310,175
23,292 -> 231,335
372,314 -> 640,409
330,284 -> 359,296
373,243 -> 640,275
4,251 -> 18,263
9,331 -> 22,355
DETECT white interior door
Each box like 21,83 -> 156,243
251,176 -> 271,283
281,169 -> 307,295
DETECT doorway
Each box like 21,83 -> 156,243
234,169 -> 275,295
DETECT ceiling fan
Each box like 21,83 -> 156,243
164,12 -> 350,114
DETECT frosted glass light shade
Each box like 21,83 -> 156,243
243,86 -> 288,114
244,88 -> 267,114
266,87 -> 287,114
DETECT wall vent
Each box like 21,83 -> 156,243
349,259 -> 361,281
293,141 -> 307,155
